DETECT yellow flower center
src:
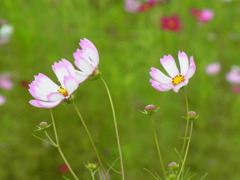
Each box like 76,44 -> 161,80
172,75 -> 185,86
58,87 -> 68,97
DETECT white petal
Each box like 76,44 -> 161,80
160,55 -> 179,78
150,79 -> 173,92
185,56 -> 196,79
75,70 -> 88,84
150,67 -> 172,84
63,75 -> 78,95
173,79 -> 189,93
178,51 -> 189,75
47,92 -> 65,102
75,58 -> 94,75
29,100 -> 62,108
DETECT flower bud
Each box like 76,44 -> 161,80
144,104 -> 157,116
168,161 -> 179,170
35,121 -> 51,131
167,174 -> 176,180
188,111 -> 197,121
85,163 -> 97,171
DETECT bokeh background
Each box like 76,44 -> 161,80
1,0 -> 240,179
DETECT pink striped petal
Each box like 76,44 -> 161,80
160,55 -> 179,78
29,100 -> 62,108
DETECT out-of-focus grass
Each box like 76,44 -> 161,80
1,0 -> 240,179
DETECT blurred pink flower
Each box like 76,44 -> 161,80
125,0 -> 166,13
226,66 -> 240,84
190,8 -> 214,23
73,38 -> 100,82
161,15 -> 182,32
150,51 -> 196,93
232,85 -> 240,93
58,164 -> 69,173
28,59 -> 79,108
205,62 -> 221,75
0,73 -> 13,90
0,95 -> 6,105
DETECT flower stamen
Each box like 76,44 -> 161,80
58,86 -> 68,97
172,74 -> 185,86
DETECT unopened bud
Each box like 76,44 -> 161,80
168,162 -> 179,170
39,122 -> 48,128
85,163 -> 97,171
144,104 -> 157,116
188,111 -> 197,121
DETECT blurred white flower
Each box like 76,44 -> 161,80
0,95 -> 6,105
226,66 -> 240,84
0,24 -> 14,44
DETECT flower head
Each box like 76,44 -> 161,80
0,95 -> 6,105
226,66 -> 240,84
28,59 -> 79,108
150,51 -> 196,93
0,73 -> 13,90
0,23 -> 14,45
205,62 -> 221,75
73,38 -> 100,82
161,15 -> 182,32
190,8 -> 214,23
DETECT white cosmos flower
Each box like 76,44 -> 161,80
150,51 -> 196,93
28,59 -> 79,108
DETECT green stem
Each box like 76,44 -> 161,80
49,109 -> 79,180
180,88 -> 189,157
150,116 -> 167,179
176,121 -> 194,180
90,170 -> 96,180
100,77 -> 125,180
72,102 -> 107,179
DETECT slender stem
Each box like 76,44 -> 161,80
72,102 -> 107,179
176,121 -> 194,180
100,76 -> 125,180
180,88 -> 189,157
49,109 -> 79,180
90,170 -> 96,180
150,116 -> 167,179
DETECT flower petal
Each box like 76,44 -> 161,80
178,51 -> 189,75
173,79 -> 189,93
74,51 -> 94,75
29,100 -> 62,108
150,79 -> 173,91
160,55 -> 179,78
185,56 -> 196,79
75,70 -> 88,84
63,75 -> 78,96
47,92 -> 65,102
149,67 -> 172,83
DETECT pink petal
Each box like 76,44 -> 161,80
149,67 -> 172,83
29,100 -> 62,108
160,55 -> 179,78
150,79 -> 173,91
185,56 -> 196,79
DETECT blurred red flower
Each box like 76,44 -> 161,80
58,164 -> 69,173
161,15 -> 182,32
20,80 -> 29,88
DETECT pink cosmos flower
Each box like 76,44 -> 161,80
226,66 -> 240,84
0,95 -> 6,105
73,38 -> 100,82
161,15 -> 182,32
150,51 -> 196,93
190,8 -> 214,23
125,0 -> 164,13
0,73 -> 13,90
205,62 -> 221,75
28,59 -> 79,108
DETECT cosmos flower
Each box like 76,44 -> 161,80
161,15 -> 182,32
0,73 -> 13,90
0,95 -> 6,105
150,51 -> 196,93
73,38 -> 100,82
190,8 -> 214,23
0,21 -> 14,45
205,62 -> 221,75
125,0 -> 165,13
226,66 -> 240,84
28,59 -> 79,108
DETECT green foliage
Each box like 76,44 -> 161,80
1,0 -> 240,179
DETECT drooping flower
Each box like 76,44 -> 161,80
28,59 -> 79,108
0,95 -> 6,105
205,62 -> 221,75
150,51 -> 196,93
0,73 -> 13,90
226,66 -> 240,84
190,8 -> 214,23
161,15 -> 182,32
73,38 -> 100,82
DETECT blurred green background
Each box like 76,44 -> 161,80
1,0 -> 240,179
